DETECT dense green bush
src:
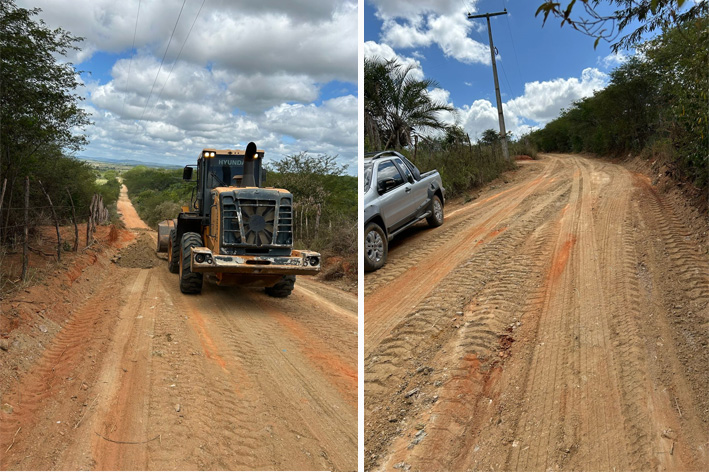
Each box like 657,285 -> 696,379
267,153 -> 357,258
401,135 -> 515,199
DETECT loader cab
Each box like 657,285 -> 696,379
185,143 -> 265,217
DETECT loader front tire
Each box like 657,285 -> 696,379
167,229 -> 179,274
265,275 -> 295,298
179,232 -> 203,294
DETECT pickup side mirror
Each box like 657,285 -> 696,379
183,166 -> 193,181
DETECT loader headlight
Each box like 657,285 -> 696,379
195,254 -> 205,263
308,256 -> 320,266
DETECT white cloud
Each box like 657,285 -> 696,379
380,18 -> 432,49
372,0 -> 466,21
370,0 -> 489,65
364,41 -> 424,81
423,68 -> 608,141
264,95 -> 357,148
459,99 -> 501,140
598,51 -> 630,69
19,0 -> 357,79
16,0 -> 357,172
506,67 -> 608,124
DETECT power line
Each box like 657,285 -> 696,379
501,0 -> 525,97
150,0 -> 207,115
138,0 -> 189,123
120,0 -> 141,119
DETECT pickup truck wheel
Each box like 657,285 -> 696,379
179,232 -> 203,294
427,195 -> 444,227
364,222 -> 387,272
167,229 -> 179,274
265,275 -> 295,298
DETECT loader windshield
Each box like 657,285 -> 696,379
205,156 -> 245,189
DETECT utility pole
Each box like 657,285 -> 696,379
468,9 -> 510,161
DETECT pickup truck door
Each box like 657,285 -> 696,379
393,157 -> 429,217
376,160 -> 411,231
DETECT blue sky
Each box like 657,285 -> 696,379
365,0 -> 633,141
19,0 -> 358,173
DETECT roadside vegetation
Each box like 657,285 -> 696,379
0,1 -> 117,292
531,3 -> 707,190
1,1 -> 94,238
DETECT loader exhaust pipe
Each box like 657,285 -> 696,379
242,142 -> 257,187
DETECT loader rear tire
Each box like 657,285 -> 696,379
265,275 -> 295,298
167,229 -> 179,274
179,232 -> 203,294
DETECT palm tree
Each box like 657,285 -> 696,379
365,56 -> 455,150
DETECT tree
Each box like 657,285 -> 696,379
480,129 -> 502,146
269,153 -> 350,243
536,0 -> 708,51
1,0 -> 93,240
364,56 -> 455,150
1,1 -> 91,159
443,125 -> 469,148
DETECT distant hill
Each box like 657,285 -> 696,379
78,155 -> 184,169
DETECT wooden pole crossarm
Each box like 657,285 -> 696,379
467,9 -> 507,20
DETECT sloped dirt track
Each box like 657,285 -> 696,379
0,187 -> 357,471
365,154 -> 708,471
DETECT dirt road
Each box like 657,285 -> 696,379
0,192 -> 357,470
365,154 -> 708,471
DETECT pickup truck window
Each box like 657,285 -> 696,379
393,157 -> 413,182
377,160 -> 405,193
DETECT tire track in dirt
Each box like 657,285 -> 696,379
378,209 -> 560,471
365,156 -> 576,470
217,289 -> 357,471
0,270 -> 127,470
365,154 -> 709,471
138,272 -> 357,471
629,175 -> 709,468
509,157 -> 638,471
365,159 -> 568,357
88,268 -> 158,470
147,275 -> 285,471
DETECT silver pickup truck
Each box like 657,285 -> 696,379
364,151 -> 445,271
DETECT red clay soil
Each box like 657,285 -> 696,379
365,154 -> 709,471
0,193 -> 357,471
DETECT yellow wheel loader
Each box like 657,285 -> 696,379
156,142 -> 320,296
